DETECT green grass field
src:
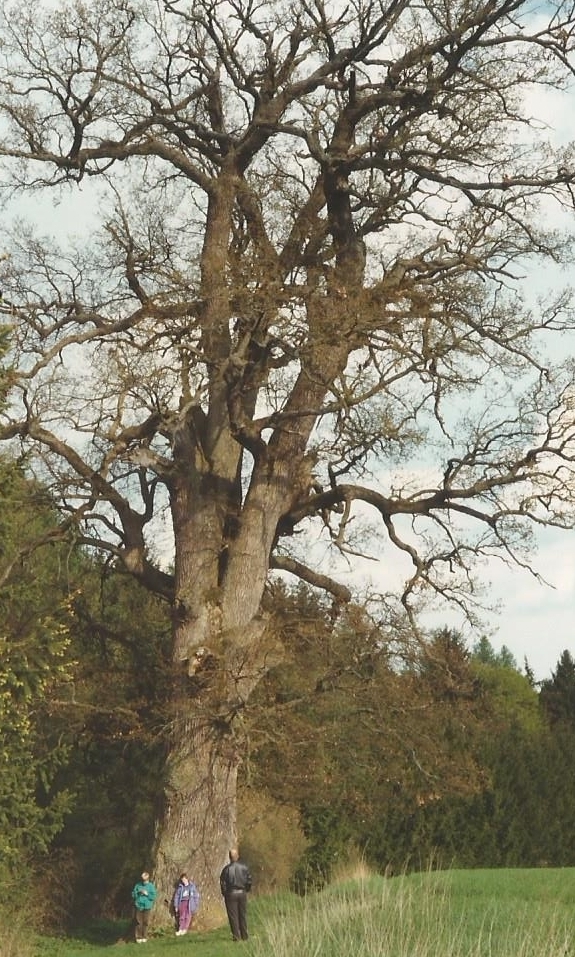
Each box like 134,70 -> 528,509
21,868 -> 575,957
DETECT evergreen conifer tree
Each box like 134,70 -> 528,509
540,651 -> 575,727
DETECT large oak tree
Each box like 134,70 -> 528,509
1,0 -> 575,920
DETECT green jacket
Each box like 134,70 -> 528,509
132,879 -> 157,911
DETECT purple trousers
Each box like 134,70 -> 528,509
177,899 -> 193,932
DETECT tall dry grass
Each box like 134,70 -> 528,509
249,870 -> 574,957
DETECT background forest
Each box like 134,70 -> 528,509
2,450 -> 575,932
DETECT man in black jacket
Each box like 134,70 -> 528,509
220,846 -> 252,941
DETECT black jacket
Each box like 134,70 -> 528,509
220,860 -> 252,895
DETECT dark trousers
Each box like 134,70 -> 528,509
224,889 -> 248,940
135,908 -> 151,941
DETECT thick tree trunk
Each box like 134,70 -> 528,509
151,530 -> 275,931
147,245 -> 342,923
151,710 -> 239,929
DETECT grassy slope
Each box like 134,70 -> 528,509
32,869 -> 575,957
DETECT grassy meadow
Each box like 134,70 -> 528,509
11,867 -> 575,957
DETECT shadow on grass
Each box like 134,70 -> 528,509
66,918 -> 132,946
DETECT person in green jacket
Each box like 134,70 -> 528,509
132,870 -> 157,943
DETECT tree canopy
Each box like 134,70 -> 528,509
1,0 -> 575,609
